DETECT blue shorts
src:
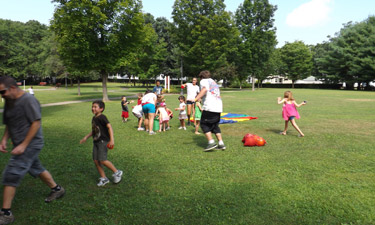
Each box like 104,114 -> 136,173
288,116 -> 296,120
142,103 -> 156,114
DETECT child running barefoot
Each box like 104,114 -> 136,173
194,100 -> 202,134
277,91 -> 306,137
175,95 -> 187,130
80,100 -> 123,186
155,102 -> 169,132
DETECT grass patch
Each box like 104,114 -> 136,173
0,88 -> 374,224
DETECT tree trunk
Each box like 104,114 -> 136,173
77,79 -> 81,96
102,71 -> 109,102
292,80 -> 295,88
251,76 -> 255,91
180,57 -> 184,95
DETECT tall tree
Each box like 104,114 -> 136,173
0,19 -> 48,80
280,41 -> 313,88
172,0 -> 239,78
315,16 -> 375,89
235,0 -> 277,91
118,13 -> 168,83
51,0 -> 145,101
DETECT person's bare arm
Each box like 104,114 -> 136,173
80,132 -> 93,144
107,123 -> 114,148
294,101 -> 306,108
195,87 -> 207,102
0,126 -> 10,153
277,97 -> 285,104
11,120 -> 41,155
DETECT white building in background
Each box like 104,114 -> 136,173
258,75 -> 323,84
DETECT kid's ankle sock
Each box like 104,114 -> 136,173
1,208 -> 12,216
208,139 -> 215,144
218,140 -> 224,145
52,184 -> 61,191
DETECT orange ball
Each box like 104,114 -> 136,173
256,137 -> 266,146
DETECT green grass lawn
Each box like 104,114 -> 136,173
0,88 -> 374,224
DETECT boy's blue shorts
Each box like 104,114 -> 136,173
142,103 -> 156,114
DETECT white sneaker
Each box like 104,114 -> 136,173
112,170 -> 123,184
149,131 -> 156,135
178,127 -> 183,129
166,127 -> 170,131
97,177 -> 109,187
137,127 -> 145,131
183,127 -> 186,130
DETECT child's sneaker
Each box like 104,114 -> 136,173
97,177 -> 109,187
183,127 -> 186,130
112,170 -> 123,184
149,131 -> 156,135
0,211 -> 14,225
166,127 -> 170,131
217,143 -> 226,150
137,127 -> 145,131
178,127 -> 183,129
204,143 -> 218,152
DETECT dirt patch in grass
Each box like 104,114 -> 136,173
346,99 -> 375,102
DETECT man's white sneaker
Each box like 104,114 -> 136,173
112,170 -> 123,184
97,177 -> 109,187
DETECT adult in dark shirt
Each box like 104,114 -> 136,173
0,76 -> 65,224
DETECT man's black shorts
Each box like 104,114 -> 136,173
200,111 -> 221,134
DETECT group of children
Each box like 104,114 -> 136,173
80,80 -> 306,187
120,93 -> 203,134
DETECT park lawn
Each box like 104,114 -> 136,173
0,88 -> 374,224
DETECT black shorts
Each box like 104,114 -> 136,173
200,111 -> 221,134
186,101 -> 195,105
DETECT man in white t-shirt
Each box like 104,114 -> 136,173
195,70 -> 225,151
181,78 -> 200,125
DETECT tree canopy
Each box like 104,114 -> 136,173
51,0 -> 145,101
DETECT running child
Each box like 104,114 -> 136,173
80,100 -> 123,187
277,91 -> 306,137
194,99 -> 202,134
194,70 -> 225,151
175,95 -> 187,130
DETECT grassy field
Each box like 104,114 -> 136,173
0,87 -> 374,224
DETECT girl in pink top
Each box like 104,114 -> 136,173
277,91 -> 306,137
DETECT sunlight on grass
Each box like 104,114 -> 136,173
0,88 -> 374,224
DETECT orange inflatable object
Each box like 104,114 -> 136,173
242,133 -> 266,147
107,143 -> 114,149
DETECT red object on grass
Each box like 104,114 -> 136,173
107,143 -> 114,149
181,85 -> 185,89
242,133 -> 266,147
